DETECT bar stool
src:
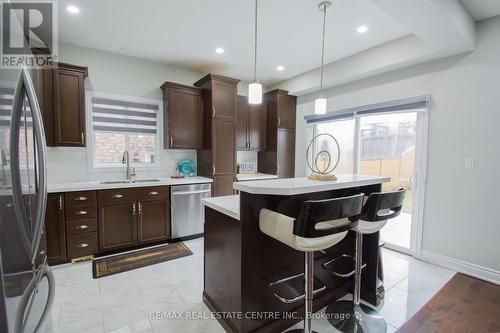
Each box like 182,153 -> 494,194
325,189 -> 406,333
259,193 -> 365,333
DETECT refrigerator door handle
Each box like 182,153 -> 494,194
9,67 -> 33,257
33,265 -> 55,333
22,67 -> 48,263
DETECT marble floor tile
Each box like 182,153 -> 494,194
41,239 -> 455,333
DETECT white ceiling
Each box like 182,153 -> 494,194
460,0 -> 500,21
57,0 -> 410,86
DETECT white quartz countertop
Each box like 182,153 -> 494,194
202,195 -> 240,221
233,174 -> 390,196
47,176 -> 213,193
236,173 -> 278,181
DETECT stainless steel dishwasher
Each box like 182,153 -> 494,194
170,183 -> 212,240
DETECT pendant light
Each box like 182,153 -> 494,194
315,1 -> 331,115
248,0 -> 262,104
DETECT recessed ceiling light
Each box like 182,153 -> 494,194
357,25 -> 368,34
66,5 -> 80,14
276,65 -> 285,71
215,47 -> 225,54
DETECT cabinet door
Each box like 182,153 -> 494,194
213,120 -> 236,175
212,81 -> 236,121
137,199 -> 170,244
248,103 -> 266,151
235,97 -> 248,150
99,202 -> 137,252
166,87 -> 203,149
277,93 -> 296,129
213,175 -> 235,197
53,67 -> 86,146
46,194 -> 67,264
277,128 -> 295,178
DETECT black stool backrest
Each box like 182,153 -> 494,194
361,189 -> 406,222
293,193 -> 364,238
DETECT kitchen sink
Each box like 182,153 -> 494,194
100,179 -> 160,185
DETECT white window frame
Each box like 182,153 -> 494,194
312,109 -> 429,257
85,91 -> 163,172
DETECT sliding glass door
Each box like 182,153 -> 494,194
359,113 -> 416,250
309,105 -> 428,254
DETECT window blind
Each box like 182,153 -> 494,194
305,95 -> 429,125
91,96 -> 159,135
0,87 -> 32,128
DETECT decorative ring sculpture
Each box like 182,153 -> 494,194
306,133 -> 340,177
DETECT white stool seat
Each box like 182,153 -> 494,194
259,209 -> 349,252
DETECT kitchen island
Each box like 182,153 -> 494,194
202,174 -> 389,333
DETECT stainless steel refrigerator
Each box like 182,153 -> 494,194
0,6 -> 54,333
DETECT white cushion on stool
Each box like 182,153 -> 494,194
352,219 -> 387,234
259,209 -> 349,252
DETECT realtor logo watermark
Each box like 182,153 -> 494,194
1,0 -> 58,68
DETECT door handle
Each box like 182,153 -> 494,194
132,202 -> 136,215
138,202 -> 142,215
75,210 -> 88,216
75,196 -> 87,201
76,224 -> 88,230
170,137 -> 173,147
212,165 -> 216,175
112,194 -> 123,198
81,132 -> 84,145
172,189 -> 212,195
148,191 -> 159,196
278,117 -> 281,127
77,243 -> 89,248
59,195 -> 63,210
212,106 -> 216,117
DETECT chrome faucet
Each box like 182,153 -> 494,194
122,151 -> 136,180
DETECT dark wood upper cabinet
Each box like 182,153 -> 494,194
194,74 -> 239,197
161,82 -> 203,150
35,63 -> 88,147
53,63 -> 88,147
235,96 -> 248,150
258,89 -> 297,178
137,198 -> 170,245
236,95 -> 267,152
45,193 -> 67,264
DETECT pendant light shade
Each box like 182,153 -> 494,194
248,0 -> 262,104
314,97 -> 327,115
315,1 -> 331,115
249,82 -> 263,104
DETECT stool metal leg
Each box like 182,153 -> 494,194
325,233 -> 387,333
287,251 -> 318,333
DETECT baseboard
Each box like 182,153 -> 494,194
420,250 -> 500,285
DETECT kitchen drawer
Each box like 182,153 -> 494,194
136,186 -> 169,200
65,191 -> 97,208
65,205 -> 97,221
98,188 -> 137,205
67,232 -> 98,259
66,218 -> 98,236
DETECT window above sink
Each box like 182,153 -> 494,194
86,92 -> 162,171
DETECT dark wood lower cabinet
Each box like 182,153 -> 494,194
46,193 -> 67,264
138,198 -> 170,244
98,202 -> 138,252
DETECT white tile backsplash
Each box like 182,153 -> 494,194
47,147 -> 196,183
236,151 -> 258,173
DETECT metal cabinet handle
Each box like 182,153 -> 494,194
112,194 -> 123,198
39,250 -> 45,255
77,243 -> 89,248
81,132 -> 84,144
170,137 -> 173,147
76,224 -> 88,230
138,202 -> 142,215
277,164 -> 280,172
212,165 -> 216,175
212,106 -> 216,117
148,191 -> 159,196
59,195 -> 63,210
278,117 -> 281,127
75,196 -> 87,201
75,210 -> 87,216
132,202 -> 136,215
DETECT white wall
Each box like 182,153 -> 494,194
291,17 -> 500,278
48,43 -> 249,183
